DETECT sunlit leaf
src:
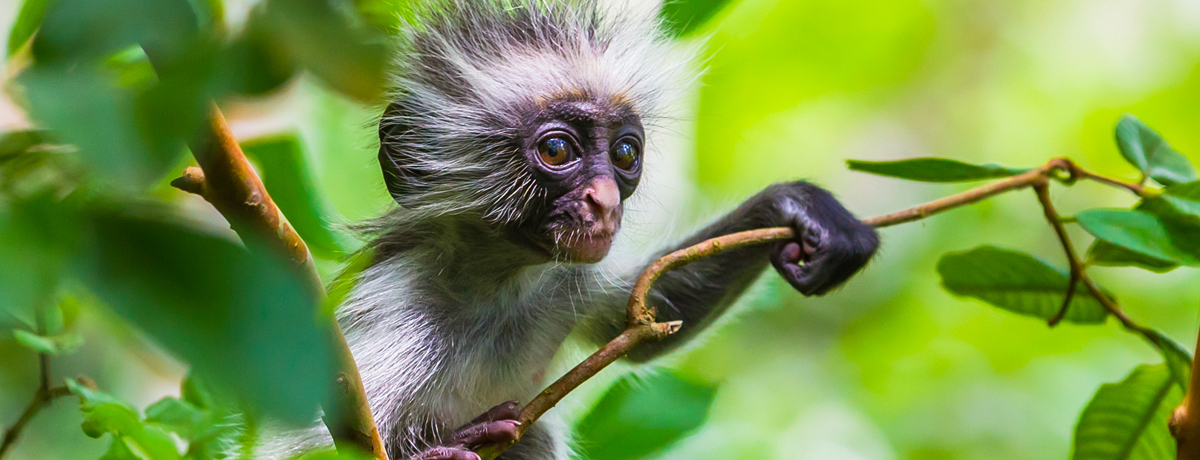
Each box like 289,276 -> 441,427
1115,115 -> 1197,186
1087,240 -> 1178,273
243,135 -> 351,259
1070,364 -> 1180,460
70,208 -> 335,424
1075,209 -> 1196,266
846,158 -> 1026,182
575,371 -> 718,460
937,246 -> 1108,324
660,0 -> 733,37
1143,330 -> 1192,391
12,329 -> 82,355
7,0 -> 54,56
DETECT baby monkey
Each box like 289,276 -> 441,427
320,1 -> 879,459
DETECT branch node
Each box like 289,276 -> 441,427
170,167 -> 206,196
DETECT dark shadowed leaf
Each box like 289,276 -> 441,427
1087,240 -> 1178,273
847,158 -> 1026,182
937,246 -> 1108,323
1143,330 -> 1192,391
1115,115 -> 1197,186
258,0 -> 390,102
575,371 -> 718,460
1070,364 -> 1180,460
0,194 -> 77,320
243,135 -> 350,259
1135,186 -> 1200,264
1075,209 -> 1196,266
1154,181 -> 1200,223
19,66 -> 189,189
7,0 -> 54,56
31,0 -> 201,65
0,129 -> 52,160
660,0 -> 733,37
70,208 -> 335,424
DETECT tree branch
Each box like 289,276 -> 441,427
478,156 -> 1161,459
0,351 -> 70,459
173,105 -> 387,460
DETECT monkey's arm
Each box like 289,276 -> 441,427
585,181 -> 879,360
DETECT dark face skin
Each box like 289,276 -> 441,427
514,100 -> 644,263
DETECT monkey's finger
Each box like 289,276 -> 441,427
469,400 -> 520,425
414,446 -> 481,460
453,419 -> 521,446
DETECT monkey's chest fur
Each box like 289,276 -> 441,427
337,254 -> 586,453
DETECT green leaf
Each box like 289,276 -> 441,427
575,371 -> 718,460
322,249 -> 374,317
1087,240 -> 1178,273
144,397 -> 208,440
0,130 -> 52,161
846,158 -> 1027,182
71,208 -> 335,424
1075,209 -> 1197,266
7,0 -> 54,56
660,0 -> 733,37
1115,115 -> 1197,186
1143,330 -> 1192,392
97,436 -> 143,460
937,246 -> 1108,324
19,66 -> 190,189
0,195 -> 77,319
257,0 -> 390,102
243,135 -> 351,259
12,329 -> 82,355
1135,188 -> 1200,265
1070,364 -> 1181,460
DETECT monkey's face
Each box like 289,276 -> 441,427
517,101 -> 644,263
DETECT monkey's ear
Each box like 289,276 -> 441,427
378,103 -> 421,206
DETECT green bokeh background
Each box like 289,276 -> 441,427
3,0 -> 1200,459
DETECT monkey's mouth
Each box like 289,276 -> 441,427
550,228 -> 615,263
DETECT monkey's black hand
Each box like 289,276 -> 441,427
412,401 -> 521,460
758,182 -> 878,296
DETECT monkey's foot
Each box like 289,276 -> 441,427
413,401 -> 521,460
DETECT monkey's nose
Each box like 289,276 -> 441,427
583,178 -> 621,226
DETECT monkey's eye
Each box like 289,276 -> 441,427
538,137 -> 574,167
611,139 -> 640,171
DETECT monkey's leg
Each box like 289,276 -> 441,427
412,402 -> 521,460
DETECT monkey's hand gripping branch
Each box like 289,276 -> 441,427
477,157 -> 1170,460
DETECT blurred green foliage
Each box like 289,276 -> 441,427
1,0 -> 1200,459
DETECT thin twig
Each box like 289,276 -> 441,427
1033,182 -> 1083,327
0,350 -> 68,459
478,156 -> 1156,459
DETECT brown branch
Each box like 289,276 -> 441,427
0,351 -> 69,459
1174,331 -> 1200,460
478,156 -> 1158,459
174,105 -> 387,460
